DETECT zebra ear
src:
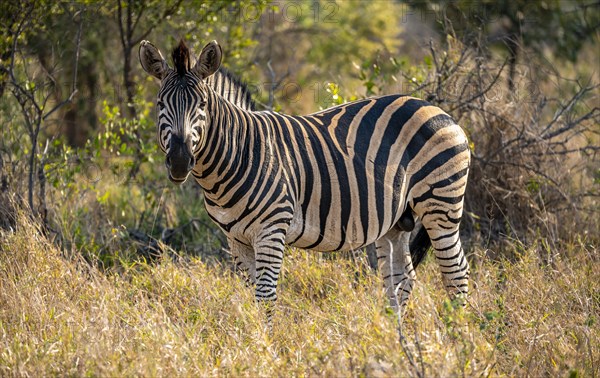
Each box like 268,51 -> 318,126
194,40 -> 222,79
139,40 -> 169,80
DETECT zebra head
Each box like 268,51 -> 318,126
139,39 -> 222,184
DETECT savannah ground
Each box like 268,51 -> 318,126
1,211 -> 597,376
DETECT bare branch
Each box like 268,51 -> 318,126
71,9 -> 83,93
117,0 -> 127,50
448,57 -> 508,113
8,7 -> 42,117
266,60 -> 276,110
43,8 -> 84,121
43,89 -> 79,121
130,0 -> 184,46
540,81 -> 598,137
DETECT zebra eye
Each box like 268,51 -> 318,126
157,101 -> 165,110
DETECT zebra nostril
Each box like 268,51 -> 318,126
165,155 -> 172,169
188,156 -> 195,171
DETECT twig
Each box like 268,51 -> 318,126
539,80 -> 597,137
399,327 -> 424,378
264,60 -> 291,111
448,57 -> 508,113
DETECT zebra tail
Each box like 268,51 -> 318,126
410,223 -> 431,269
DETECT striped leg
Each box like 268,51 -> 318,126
412,160 -> 471,304
421,215 -> 470,303
253,236 -> 286,325
376,227 -> 417,319
229,238 -> 256,287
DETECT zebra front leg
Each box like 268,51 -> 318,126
253,237 -> 286,326
376,228 -> 417,323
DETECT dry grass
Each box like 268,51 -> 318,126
0,214 -> 598,377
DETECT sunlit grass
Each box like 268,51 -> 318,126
0,214 -> 597,376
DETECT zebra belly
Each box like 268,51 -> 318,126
285,210 -> 369,252
284,190 -> 402,252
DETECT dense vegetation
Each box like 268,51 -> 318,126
1,1 -> 598,376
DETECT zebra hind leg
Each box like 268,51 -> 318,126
375,227 -> 417,326
421,212 -> 470,305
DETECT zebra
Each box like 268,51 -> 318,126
139,39 -> 471,322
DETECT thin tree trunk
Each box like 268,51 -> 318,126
507,35 -> 519,91
117,0 -> 137,119
123,45 -> 137,119
28,133 -> 36,213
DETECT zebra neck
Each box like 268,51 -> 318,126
192,89 -> 262,197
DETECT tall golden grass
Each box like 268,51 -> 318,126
1,212 -> 597,376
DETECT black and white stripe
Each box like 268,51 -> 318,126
156,67 -> 253,155
205,67 -> 254,111
140,40 -> 471,321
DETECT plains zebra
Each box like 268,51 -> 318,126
139,40 -> 471,320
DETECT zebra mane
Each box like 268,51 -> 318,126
208,66 -> 255,111
170,39 -> 254,110
172,39 -> 191,76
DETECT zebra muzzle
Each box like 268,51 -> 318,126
166,135 -> 195,184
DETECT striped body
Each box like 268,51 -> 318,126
140,40 -> 471,322
195,93 -> 469,253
